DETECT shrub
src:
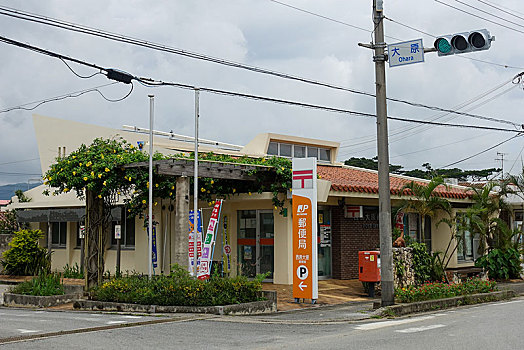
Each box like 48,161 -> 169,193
395,278 -> 497,303
1,229 -> 51,276
10,273 -> 64,296
475,248 -> 522,280
409,242 -> 432,284
91,264 -> 266,306
62,263 -> 84,279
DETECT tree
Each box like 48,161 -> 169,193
398,176 -> 452,244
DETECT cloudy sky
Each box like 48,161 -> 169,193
1,0 -> 524,186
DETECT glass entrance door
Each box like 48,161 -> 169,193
238,210 -> 274,280
318,207 -> 332,279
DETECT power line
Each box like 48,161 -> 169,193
0,31 -> 521,136
0,171 -> 42,176
268,0 -> 403,41
454,0 -> 524,29
0,158 -> 39,166
0,82 -> 121,114
0,7 -> 521,129
440,133 -> 523,168
477,0 -> 524,19
435,0 -> 524,35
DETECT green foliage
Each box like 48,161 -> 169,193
395,278 -> 497,303
10,273 -> 64,296
475,248 -> 522,280
343,157 -> 500,181
62,263 -> 84,279
1,229 -> 51,276
0,209 -> 21,235
43,138 -> 293,217
15,189 -> 31,203
92,264 -> 266,306
409,242 -> 433,284
392,227 -> 414,246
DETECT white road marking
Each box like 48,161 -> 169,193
354,316 -> 435,331
396,324 -> 446,333
17,329 -> 40,334
121,315 -> 142,319
106,321 -> 127,325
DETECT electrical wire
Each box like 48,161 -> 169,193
95,82 -> 134,102
454,0 -> 524,29
508,142 -> 524,174
59,58 -> 102,79
0,7 -> 521,129
136,76 -> 523,134
267,0 -> 404,41
435,0 -> 524,35
440,133 -> 523,168
0,82 -> 119,114
0,171 -> 42,176
0,158 -> 39,166
478,0 -> 524,19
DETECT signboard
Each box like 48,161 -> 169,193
222,215 -> 231,273
79,225 -> 85,239
345,205 -> 363,218
147,221 -> 158,269
292,158 -> 318,301
198,199 -> 223,280
319,224 -> 331,247
114,224 -> 121,240
387,39 -> 424,67
188,210 -> 203,276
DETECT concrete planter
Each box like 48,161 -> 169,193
382,290 -> 515,316
3,292 -> 81,308
74,290 -> 277,315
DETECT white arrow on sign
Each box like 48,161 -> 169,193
298,281 -> 307,291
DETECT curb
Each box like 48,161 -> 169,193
3,293 -> 82,308
378,290 -> 515,317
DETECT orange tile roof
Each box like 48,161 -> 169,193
317,165 -> 472,199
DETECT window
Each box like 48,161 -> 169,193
403,213 -> 431,251
111,209 -> 135,248
51,222 -> 67,248
456,214 -> 473,261
265,141 -> 331,162
307,146 -> 318,159
267,142 -> 278,155
238,210 -> 256,239
280,143 -> 292,157
294,145 -> 306,158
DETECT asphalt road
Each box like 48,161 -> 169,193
1,297 -> 523,349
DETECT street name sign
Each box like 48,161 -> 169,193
292,158 -> 318,301
387,39 -> 424,67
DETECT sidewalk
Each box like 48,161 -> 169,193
262,279 -> 371,312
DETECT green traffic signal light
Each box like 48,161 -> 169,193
435,38 -> 452,54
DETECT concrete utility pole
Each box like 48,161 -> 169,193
372,0 -> 394,306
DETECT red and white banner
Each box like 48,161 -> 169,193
188,210 -> 202,276
197,199 -> 223,280
292,158 -> 318,301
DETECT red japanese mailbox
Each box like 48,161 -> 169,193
358,251 -> 381,282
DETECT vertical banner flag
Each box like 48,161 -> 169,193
222,215 -> 231,274
292,158 -> 318,301
147,220 -> 158,269
188,210 -> 203,276
198,199 -> 223,280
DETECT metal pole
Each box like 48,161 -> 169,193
372,0 -> 394,306
194,89 -> 200,278
148,94 -> 155,279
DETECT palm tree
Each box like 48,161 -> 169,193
399,176 -> 452,245
466,182 -> 511,255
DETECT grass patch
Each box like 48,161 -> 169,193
395,278 -> 497,303
10,273 -> 64,296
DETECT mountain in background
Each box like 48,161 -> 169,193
0,182 -> 42,201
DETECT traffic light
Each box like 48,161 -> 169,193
434,29 -> 493,56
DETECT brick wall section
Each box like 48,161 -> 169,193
331,207 -> 380,279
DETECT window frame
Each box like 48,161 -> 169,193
51,221 -> 67,248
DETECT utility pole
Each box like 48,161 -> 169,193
372,0 -> 394,306
496,152 -> 507,179
148,94 -> 154,279
193,89 -> 200,278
